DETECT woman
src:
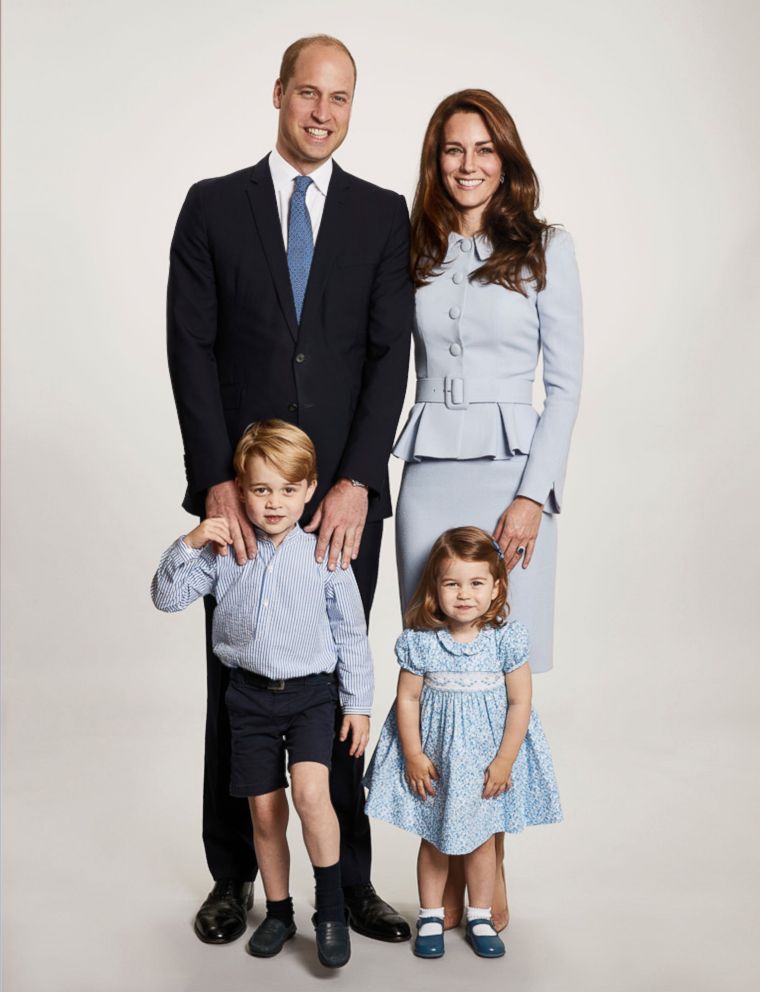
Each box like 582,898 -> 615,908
394,90 -> 582,931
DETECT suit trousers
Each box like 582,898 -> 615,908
201,519 -> 383,885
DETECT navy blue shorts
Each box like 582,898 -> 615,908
224,668 -> 339,798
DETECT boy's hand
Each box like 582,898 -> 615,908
339,714 -> 370,758
184,517 -> 232,553
404,753 -> 439,800
482,755 -> 513,798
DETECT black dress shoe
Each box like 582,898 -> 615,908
311,912 -> 351,968
247,917 -> 297,957
193,879 -> 253,944
343,883 -> 411,942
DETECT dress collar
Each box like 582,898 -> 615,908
443,231 -> 493,264
436,626 -> 487,655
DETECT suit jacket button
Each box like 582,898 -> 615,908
295,353 -> 306,364
288,402 -> 298,412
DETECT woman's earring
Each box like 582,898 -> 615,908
499,174 -> 505,184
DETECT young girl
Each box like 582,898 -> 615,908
363,526 -> 561,959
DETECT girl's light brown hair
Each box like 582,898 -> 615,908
411,88 -> 552,295
234,419 -> 317,484
404,526 -> 509,631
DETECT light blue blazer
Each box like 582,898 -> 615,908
393,228 -> 583,512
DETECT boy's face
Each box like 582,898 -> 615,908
238,455 -> 316,546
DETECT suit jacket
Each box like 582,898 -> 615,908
167,155 -> 413,520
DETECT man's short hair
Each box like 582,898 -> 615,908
234,419 -> 318,484
279,34 -> 357,91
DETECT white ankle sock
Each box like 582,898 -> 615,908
467,906 -> 496,937
418,907 -> 444,937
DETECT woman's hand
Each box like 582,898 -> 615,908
482,756 -> 513,799
404,752 -> 439,800
493,496 -> 544,573
183,516 -> 232,552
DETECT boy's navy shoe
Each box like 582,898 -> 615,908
465,919 -> 505,958
193,879 -> 253,944
413,917 -> 444,958
311,912 -> 351,968
247,917 -> 297,957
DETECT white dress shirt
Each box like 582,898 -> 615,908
268,147 -> 333,249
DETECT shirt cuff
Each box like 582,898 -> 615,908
176,537 -> 203,559
341,706 -> 372,716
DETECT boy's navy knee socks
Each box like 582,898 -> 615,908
313,863 -> 345,924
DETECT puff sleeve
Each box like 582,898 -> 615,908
395,629 -> 425,676
497,621 -> 531,673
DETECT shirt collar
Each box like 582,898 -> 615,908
268,148 -> 333,198
253,521 -> 305,549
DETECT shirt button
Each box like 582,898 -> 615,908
449,342 -> 462,357
452,272 -> 464,285
288,402 -> 298,412
449,306 -> 460,319
267,564 -> 273,573
263,599 -> 269,607
460,239 -> 472,252
295,353 -> 306,364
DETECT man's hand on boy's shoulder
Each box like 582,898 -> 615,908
305,479 -> 369,572
206,480 -> 258,564
183,516 -> 233,553
339,713 -> 370,758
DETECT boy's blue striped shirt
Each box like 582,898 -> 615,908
151,524 -> 373,714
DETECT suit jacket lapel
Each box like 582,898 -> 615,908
299,161 -> 351,330
245,155 -> 299,340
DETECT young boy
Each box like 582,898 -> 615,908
151,420 -> 373,969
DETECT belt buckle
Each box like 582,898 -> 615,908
444,376 -> 468,410
268,679 -> 286,692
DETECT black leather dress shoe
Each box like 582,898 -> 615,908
193,879 -> 253,944
247,917 -> 297,957
311,912 -> 351,968
343,883 -> 411,942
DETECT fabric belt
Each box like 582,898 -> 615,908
415,376 -> 533,410
231,668 -> 337,693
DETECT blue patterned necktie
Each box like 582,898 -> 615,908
287,175 -> 314,322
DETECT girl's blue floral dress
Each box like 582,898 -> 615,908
363,621 -> 562,854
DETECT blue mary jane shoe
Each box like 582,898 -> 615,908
413,917 -> 444,958
465,919 -> 505,958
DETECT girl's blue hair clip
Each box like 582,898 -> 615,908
491,539 -> 505,562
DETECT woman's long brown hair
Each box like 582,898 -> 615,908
411,89 -> 552,295
404,526 -> 509,632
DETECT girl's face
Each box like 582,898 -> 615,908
436,557 -> 499,633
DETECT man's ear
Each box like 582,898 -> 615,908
273,79 -> 283,109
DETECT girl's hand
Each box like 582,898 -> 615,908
184,517 -> 232,552
339,714 -> 370,758
404,752 -> 439,800
483,756 -> 513,798
493,496 -> 543,573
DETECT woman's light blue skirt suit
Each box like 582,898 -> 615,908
394,228 -> 583,672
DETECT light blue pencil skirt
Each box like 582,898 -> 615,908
395,456 -> 558,673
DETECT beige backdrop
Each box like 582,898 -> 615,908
3,0 -> 759,989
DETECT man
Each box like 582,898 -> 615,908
167,35 -> 413,945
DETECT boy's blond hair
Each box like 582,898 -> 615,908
234,420 -> 318,484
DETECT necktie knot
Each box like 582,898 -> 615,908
293,175 -> 313,197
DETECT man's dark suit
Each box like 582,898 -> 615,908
167,154 -> 413,885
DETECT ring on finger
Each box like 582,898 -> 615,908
516,545 -> 526,556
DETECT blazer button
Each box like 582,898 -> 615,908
288,402 -> 298,412
295,353 -> 306,364
449,342 -> 462,357
449,306 -> 461,319
452,271 -> 464,285
460,239 -> 472,252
